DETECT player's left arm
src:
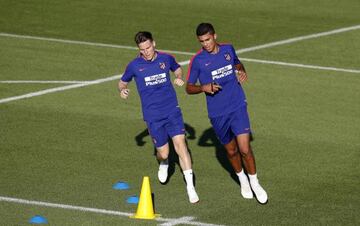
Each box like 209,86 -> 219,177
231,45 -> 248,84
235,63 -> 248,84
173,67 -> 184,86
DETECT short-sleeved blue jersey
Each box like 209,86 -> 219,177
187,44 -> 247,118
121,51 -> 181,122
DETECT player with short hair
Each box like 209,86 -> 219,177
186,23 -> 268,204
118,31 -> 199,203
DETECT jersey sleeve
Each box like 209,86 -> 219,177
168,55 -> 181,72
186,57 -> 200,84
230,45 -> 241,65
121,63 -> 134,82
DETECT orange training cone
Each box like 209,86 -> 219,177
131,176 -> 160,219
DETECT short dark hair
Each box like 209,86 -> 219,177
134,31 -> 153,45
196,23 -> 215,36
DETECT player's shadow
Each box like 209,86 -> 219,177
198,128 -> 243,185
135,123 -> 196,184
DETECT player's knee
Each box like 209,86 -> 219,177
239,147 -> 252,158
157,151 -> 169,160
226,147 -> 238,158
157,145 -> 169,160
172,137 -> 187,152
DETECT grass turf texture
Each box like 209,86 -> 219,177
1,0 -> 359,225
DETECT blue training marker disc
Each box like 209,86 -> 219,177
29,215 -> 48,224
112,181 -> 130,190
126,195 -> 139,204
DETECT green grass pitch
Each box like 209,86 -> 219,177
0,0 -> 359,225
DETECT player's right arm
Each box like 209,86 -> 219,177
186,56 -> 221,95
118,80 -> 130,99
186,83 -> 221,95
118,63 -> 133,99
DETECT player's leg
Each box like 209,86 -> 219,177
171,134 -> 191,170
171,134 -> 199,203
236,134 -> 256,174
223,138 -> 243,173
223,139 -> 253,199
167,109 -> 199,203
210,114 -> 253,199
237,134 -> 267,204
234,106 -> 268,204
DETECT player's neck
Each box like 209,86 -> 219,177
209,44 -> 219,54
141,51 -> 157,62
149,52 -> 157,61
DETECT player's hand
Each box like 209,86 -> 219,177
120,89 -> 130,99
236,70 -> 248,84
201,82 -> 222,95
174,78 -> 184,86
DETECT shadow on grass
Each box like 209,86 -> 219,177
198,127 -> 241,185
134,123 -> 196,184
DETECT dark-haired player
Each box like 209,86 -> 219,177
186,23 -> 267,204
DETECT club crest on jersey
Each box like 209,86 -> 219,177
159,62 -> 166,70
224,53 -> 231,61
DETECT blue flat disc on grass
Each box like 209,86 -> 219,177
112,181 -> 130,190
29,215 -> 48,224
126,195 -> 139,204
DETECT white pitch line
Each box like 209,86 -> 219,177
2,24 -> 359,56
0,32 -> 194,56
0,74 -> 122,104
159,217 -> 195,226
0,61 -> 192,104
236,24 -> 360,54
0,196 -> 132,217
241,58 -> 360,74
0,196 -> 223,226
0,33 -> 139,50
0,80 -> 92,84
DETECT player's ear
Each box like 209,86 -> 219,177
214,34 -> 217,40
152,40 -> 156,48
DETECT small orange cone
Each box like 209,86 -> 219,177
131,176 -> 160,219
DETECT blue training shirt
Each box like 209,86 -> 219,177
187,44 -> 247,118
121,51 -> 181,122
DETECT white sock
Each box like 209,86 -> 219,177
236,169 -> 249,185
248,173 -> 259,185
183,169 -> 194,188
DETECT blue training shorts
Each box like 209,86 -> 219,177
210,105 -> 251,145
146,108 -> 186,148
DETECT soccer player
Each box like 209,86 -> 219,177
118,31 -> 199,203
186,23 -> 268,204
